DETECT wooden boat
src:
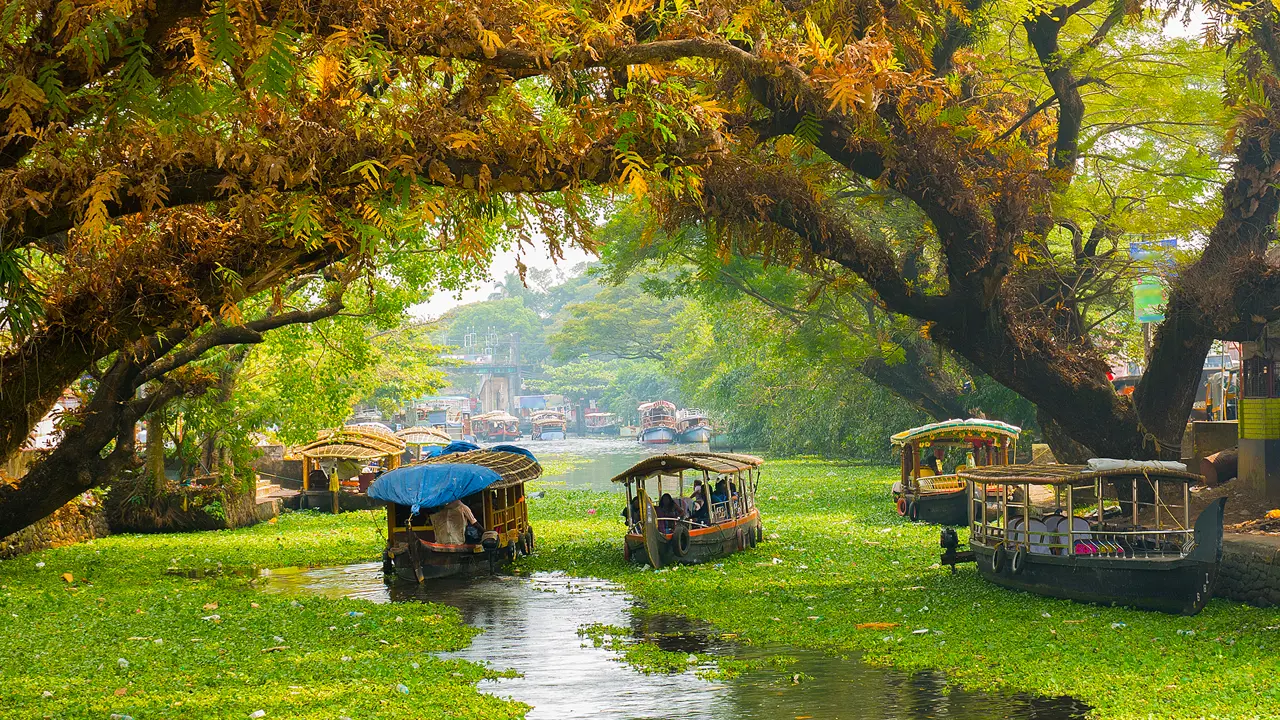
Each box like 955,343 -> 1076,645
295,426 -> 406,512
372,447 -> 540,582
530,410 -> 567,440
637,401 -> 678,444
614,452 -> 765,568
473,411 -> 522,442
396,426 -> 452,461
946,462 -> 1226,615
585,411 -> 621,436
676,409 -> 712,443
890,418 -> 1021,525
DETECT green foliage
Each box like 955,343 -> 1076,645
522,460 -> 1280,720
0,511 -> 521,719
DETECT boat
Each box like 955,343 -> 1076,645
676,409 -> 712,443
371,446 -> 541,582
637,401 -> 678,444
396,426 -> 453,461
585,411 -> 621,436
295,426 -> 407,512
472,411 -> 522,442
530,410 -> 568,440
613,451 -> 765,568
890,418 -> 1022,525
944,461 -> 1226,615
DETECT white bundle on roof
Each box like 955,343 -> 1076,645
1087,458 -> 1187,473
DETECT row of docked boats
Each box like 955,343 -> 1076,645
472,410 -> 569,442
892,418 -> 1226,615
637,402 -> 712,444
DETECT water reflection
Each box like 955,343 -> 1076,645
260,565 -> 1086,720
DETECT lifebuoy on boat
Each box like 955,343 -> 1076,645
992,543 -> 1007,573
896,497 -> 907,516
670,525 -> 692,557
907,501 -> 919,522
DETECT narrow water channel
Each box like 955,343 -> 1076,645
259,564 -> 1087,720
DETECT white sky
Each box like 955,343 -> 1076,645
411,240 -> 597,320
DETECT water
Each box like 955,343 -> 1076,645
259,565 -> 1086,720
482,437 -> 712,491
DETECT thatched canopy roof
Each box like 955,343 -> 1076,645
396,426 -> 452,446
416,449 -> 542,488
960,463 -> 1202,486
296,426 -> 406,460
611,452 -> 764,483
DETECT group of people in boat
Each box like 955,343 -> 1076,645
624,476 -> 743,531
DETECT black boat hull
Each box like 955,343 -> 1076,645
904,490 -> 968,526
970,497 -> 1226,615
386,529 -> 532,582
625,512 -> 761,566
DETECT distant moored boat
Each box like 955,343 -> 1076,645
637,401 -> 678,444
676,409 -> 712,443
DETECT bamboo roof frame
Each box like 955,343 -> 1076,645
296,425 -> 406,460
610,452 -> 765,483
395,426 -> 452,446
959,463 -> 1203,486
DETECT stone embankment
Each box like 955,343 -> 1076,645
0,492 -> 109,559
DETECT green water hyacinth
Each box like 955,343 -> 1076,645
519,459 -> 1280,720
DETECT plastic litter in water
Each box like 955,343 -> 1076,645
347,611 -> 365,617
396,683 -> 410,694
117,658 -> 129,669
249,711 -> 266,719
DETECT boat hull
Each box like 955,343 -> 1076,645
533,430 -> 566,441
972,544 -> 1216,615
586,425 -> 620,436
969,498 -> 1226,615
903,489 -> 968,526
639,427 -> 677,444
624,511 -> 761,566
479,430 -> 521,442
678,426 -> 712,443
386,531 -> 532,582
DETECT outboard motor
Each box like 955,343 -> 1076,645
482,530 -> 500,574
940,527 -> 960,573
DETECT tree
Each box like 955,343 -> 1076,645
550,275 -> 686,362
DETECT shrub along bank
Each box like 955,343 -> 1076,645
0,512 -> 524,720
520,459 -> 1280,720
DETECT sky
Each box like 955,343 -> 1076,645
411,240 -> 597,320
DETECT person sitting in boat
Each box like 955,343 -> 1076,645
923,447 -> 945,475
656,493 -> 681,532
684,480 -> 708,524
430,499 -> 478,545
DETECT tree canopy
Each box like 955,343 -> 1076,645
4,0 -> 1280,532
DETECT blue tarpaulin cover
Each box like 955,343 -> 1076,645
490,444 -> 538,462
421,445 -> 444,458
368,463 -> 501,515
442,440 -> 480,455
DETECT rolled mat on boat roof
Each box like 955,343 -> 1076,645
368,463 -> 501,516
1087,458 -> 1188,473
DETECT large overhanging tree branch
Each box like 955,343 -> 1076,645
0,287 -> 348,538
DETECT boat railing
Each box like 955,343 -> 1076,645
978,524 -> 1194,559
917,476 -> 965,493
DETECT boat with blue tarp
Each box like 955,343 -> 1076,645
370,445 -> 541,582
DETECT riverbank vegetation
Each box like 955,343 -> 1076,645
522,459 -> 1280,720
6,459 -> 1280,718
0,512 -> 525,720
